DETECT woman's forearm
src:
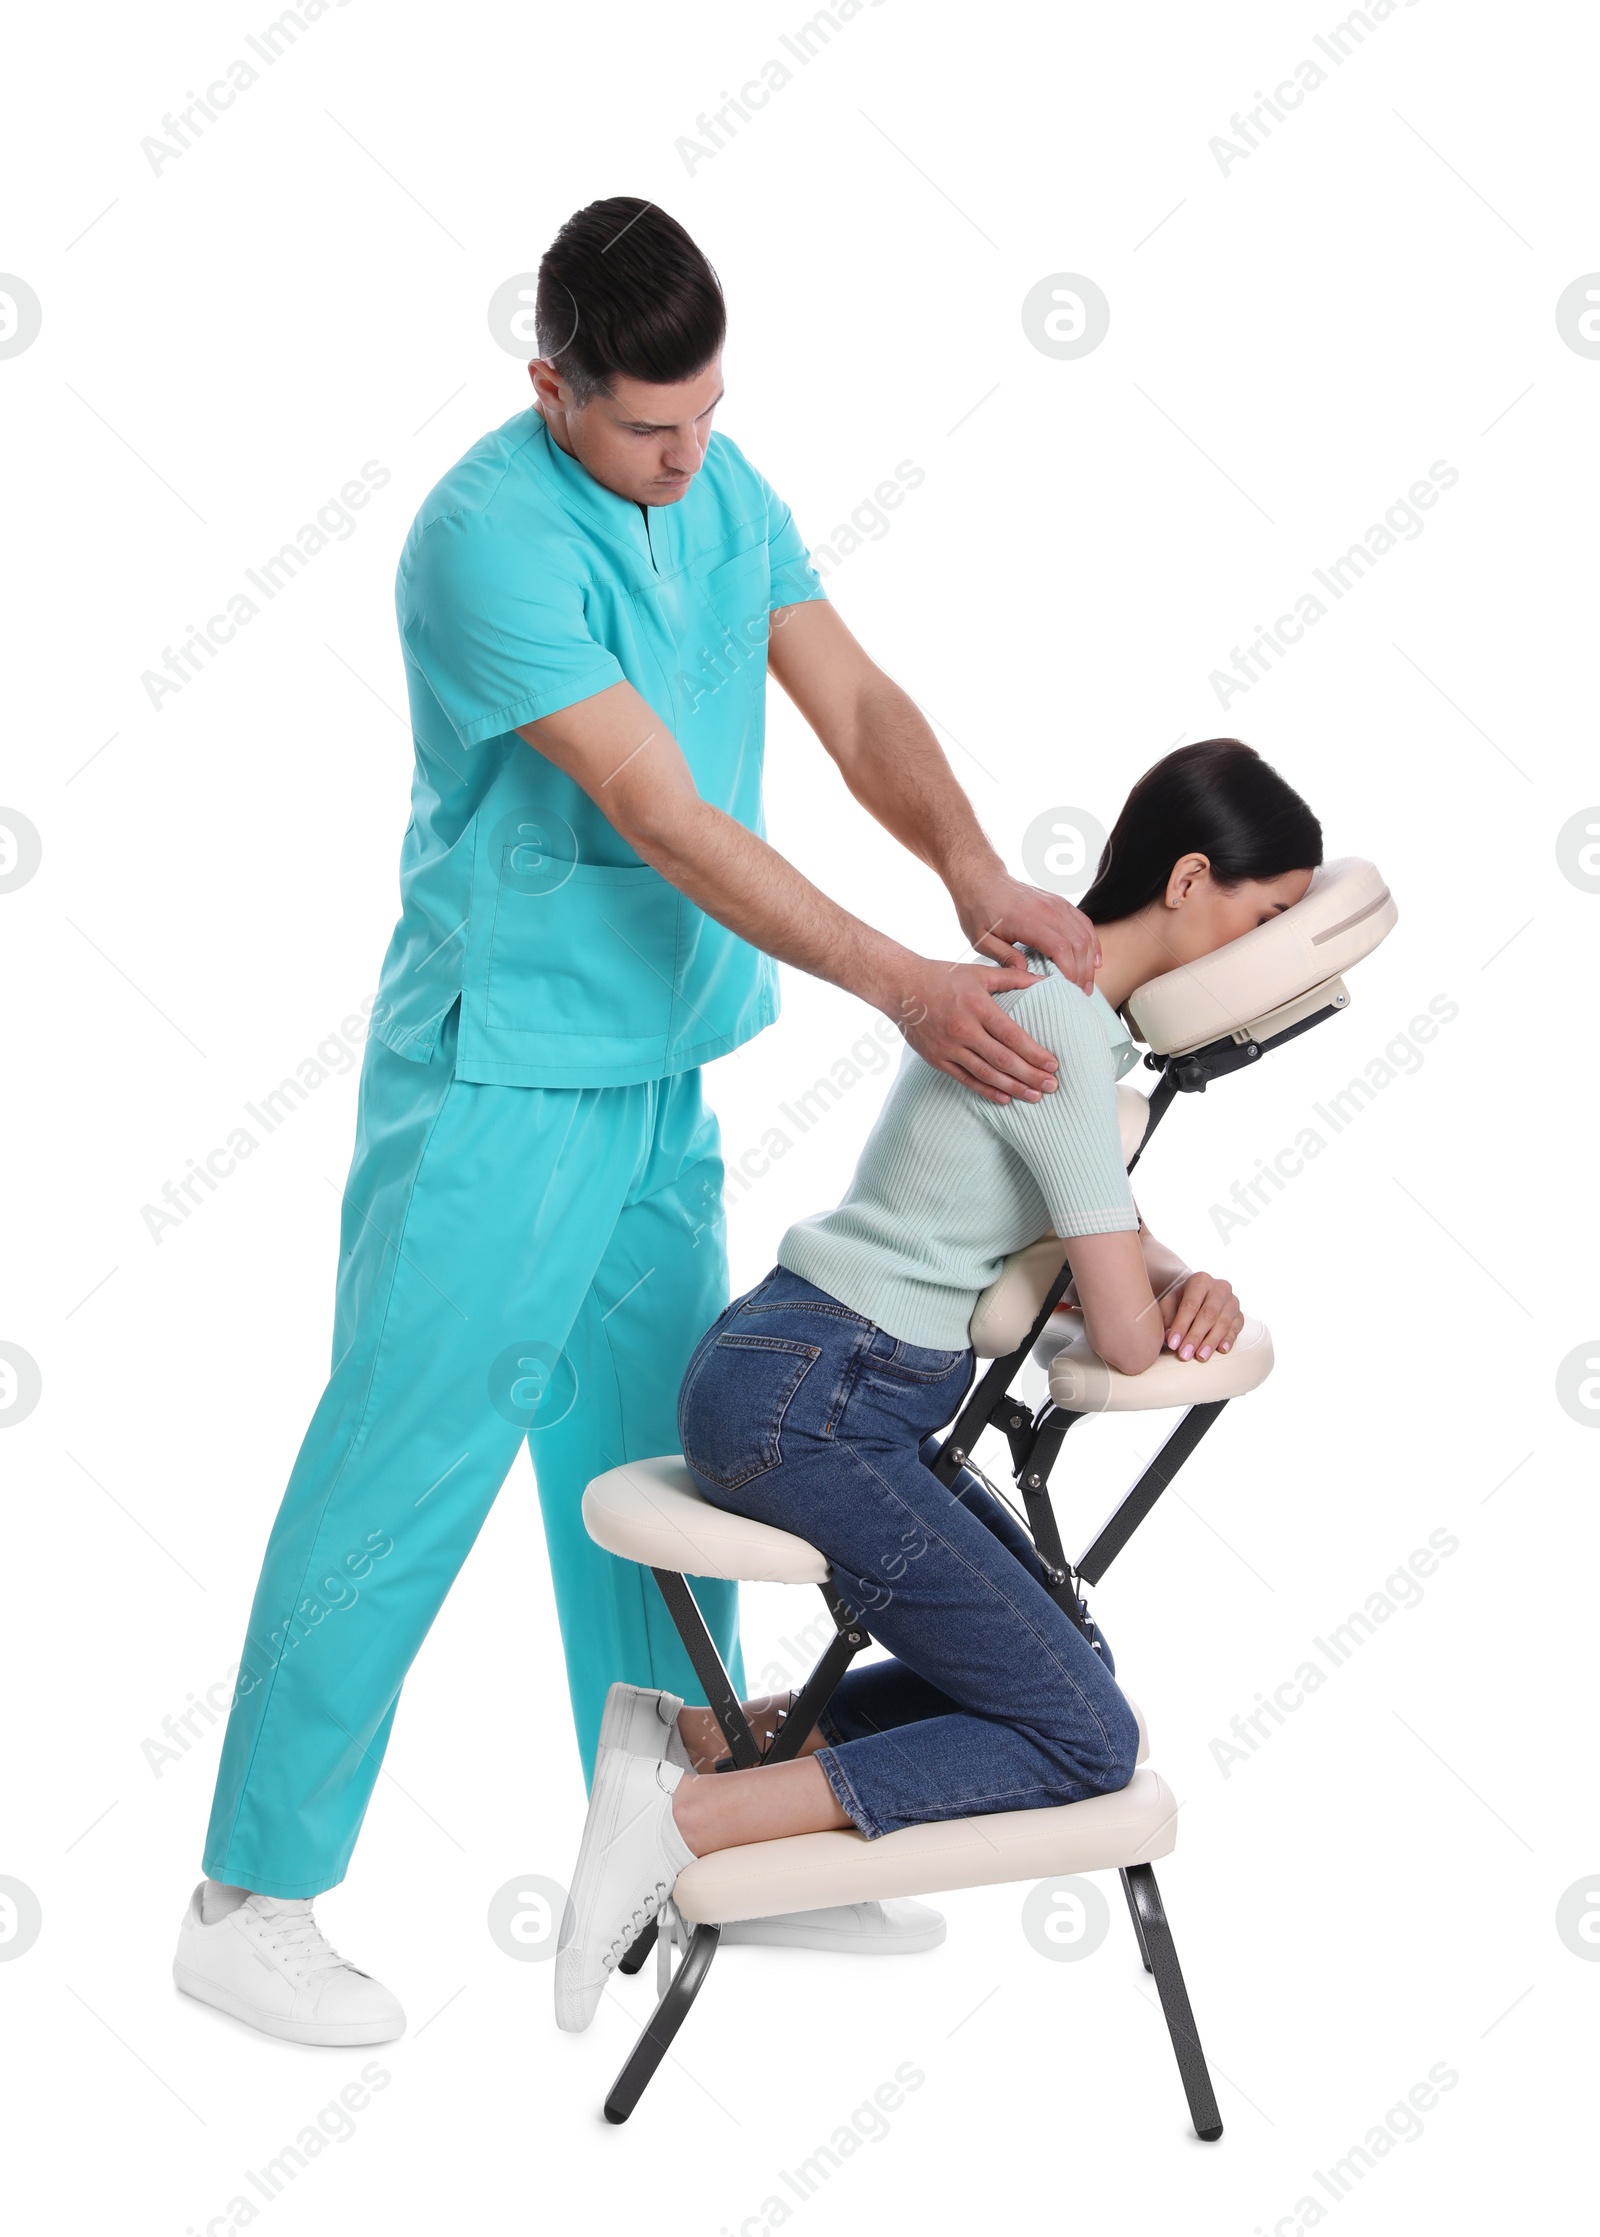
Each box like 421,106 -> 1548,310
1138,1224 -> 1193,1307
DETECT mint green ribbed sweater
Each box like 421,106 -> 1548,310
778,960 -> 1143,1349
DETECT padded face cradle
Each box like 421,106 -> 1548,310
1124,855 -> 1395,1059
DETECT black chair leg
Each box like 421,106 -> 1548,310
603,1924 -> 722,2124
1122,1864 -> 1223,2142
616,1917 -> 657,1975
1118,1866 -> 1154,1973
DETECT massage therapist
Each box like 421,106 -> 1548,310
175,196 -> 1103,2044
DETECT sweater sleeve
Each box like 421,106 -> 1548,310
978,975 -> 1140,1237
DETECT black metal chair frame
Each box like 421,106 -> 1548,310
602,999 -> 1347,2135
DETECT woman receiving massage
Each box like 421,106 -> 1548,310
555,737 -> 1321,2030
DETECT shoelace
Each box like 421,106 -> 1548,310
602,1877 -> 673,1970
245,1898 -> 352,1979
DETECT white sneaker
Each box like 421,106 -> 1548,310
597,1681 -> 689,1773
554,1753 -> 694,2033
604,1683 -> 947,1957
173,1883 -> 405,2046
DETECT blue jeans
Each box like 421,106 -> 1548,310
677,1267 -> 1140,1838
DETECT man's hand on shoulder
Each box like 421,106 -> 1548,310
951,866 -> 1101,997
884,955 -> 1064,1107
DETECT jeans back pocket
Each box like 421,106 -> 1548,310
678,1332 -> 820,1493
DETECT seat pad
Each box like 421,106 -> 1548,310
582,1455 -> 830,1585
673,1766 -> 1179,1925
1043,1312 -> 1274,1413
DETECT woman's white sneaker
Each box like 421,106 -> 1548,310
173,1883 -> 405,2046
554,1754 -> 694,2034
597,1681 -> 689,1772
604,1686 -> 945,1955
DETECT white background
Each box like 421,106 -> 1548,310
2,0 -> 1596,2229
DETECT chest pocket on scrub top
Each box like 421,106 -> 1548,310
694,541 -> 772,707
483,811 -> 682,1040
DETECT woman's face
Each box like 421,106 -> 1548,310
1161,862 -> 1314,964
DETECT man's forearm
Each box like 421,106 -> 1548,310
628,787 -> 923,1019
825,671 -> 1002,897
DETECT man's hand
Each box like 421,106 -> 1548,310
951,867 -> 1102,998
887,955 -> 1063,1105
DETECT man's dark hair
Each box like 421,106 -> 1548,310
534,198 -> 725,404
1078,739 -> 1323,922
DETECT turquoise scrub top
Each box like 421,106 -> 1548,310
372,410 -> 827,1088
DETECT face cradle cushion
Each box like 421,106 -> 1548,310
1125,855 -> 1395,1059
582,855 -> 1396,2141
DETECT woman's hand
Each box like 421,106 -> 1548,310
1157,1271 -> 1243,1362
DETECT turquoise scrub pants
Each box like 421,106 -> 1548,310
202,999 -> 744,1899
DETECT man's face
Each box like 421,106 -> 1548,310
528,355 -> 724,507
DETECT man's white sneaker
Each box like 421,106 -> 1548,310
554,1752 -> 694,2033
173,1883 -> 405,2046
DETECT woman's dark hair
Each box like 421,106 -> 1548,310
535,198 -> 725,403
1077,738 -> 1323,923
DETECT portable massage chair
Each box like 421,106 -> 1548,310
581,857 -> 1397,2133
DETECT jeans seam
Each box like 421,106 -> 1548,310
743,1294 -> 873,1327
815,1744 -> 881,1838
822,1323 -> 875,1437
873,1775 -> 1077,1823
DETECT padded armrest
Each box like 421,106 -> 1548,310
1124,856 -> 1395,1058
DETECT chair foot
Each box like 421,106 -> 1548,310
603,1924 -> 721,2124
1118,1867 -> 1154,1973
1121,1864 -> 1223,2142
